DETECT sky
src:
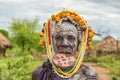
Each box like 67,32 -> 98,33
0,0 -> 120,40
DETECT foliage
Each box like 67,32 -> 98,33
92,40 -> 99,46
0,53 -> 44,80
84,54 -> 120,79
0,29 -> 9,38
10,18 -> 40,52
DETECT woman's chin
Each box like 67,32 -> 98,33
52,52 -> 75,70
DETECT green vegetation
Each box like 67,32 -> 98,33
9,18 -> 45,54
84,54 -> 120,79
92,40 -> 99,46
0,53 -> 44,80
0,29 -> 9,38
0,18 -> 45,80
10,18 -> 40,52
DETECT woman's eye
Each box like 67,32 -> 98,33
55,36 -> 63,41
67,36 -> 75,40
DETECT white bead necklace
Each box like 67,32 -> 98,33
53,69 -> 71,78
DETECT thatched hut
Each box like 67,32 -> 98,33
91,35 -> 120,56
0,33 -> 12,56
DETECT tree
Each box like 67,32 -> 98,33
10,18 -> 40,52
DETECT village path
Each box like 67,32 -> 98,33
84,62 -> 111,80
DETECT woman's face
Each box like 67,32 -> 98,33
52,22 -> 78,56
52,22 -> 79,69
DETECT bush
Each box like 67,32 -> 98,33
0,52 -> 44,80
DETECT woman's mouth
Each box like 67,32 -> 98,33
52,52 -> 75,69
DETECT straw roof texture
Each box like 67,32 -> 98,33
0,33 -> 12,49
90,35 -> 120,56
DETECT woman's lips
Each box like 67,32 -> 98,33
53,53 -> 75,69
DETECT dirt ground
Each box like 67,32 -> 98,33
84,62 -> 111,80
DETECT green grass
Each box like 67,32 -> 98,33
1,53 -> 120,80
92,40 -> 99,46
84,54 -> 120,79
0,54 -> 44,80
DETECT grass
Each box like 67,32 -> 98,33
92,40 -> 99,46
0,54 -> 45,80
1,53 -> 119,80
0,42 -> 46,80
84,54 -> 120,79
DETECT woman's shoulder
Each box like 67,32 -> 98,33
69,64 -> 98,80
32,66 -> 43,80
79,64 -> 98,80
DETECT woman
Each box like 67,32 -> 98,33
32,10 -> 98,80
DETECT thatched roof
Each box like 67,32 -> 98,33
92,35 -> 120,56
0,33 -> 12,49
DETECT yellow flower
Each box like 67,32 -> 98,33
39,32 -> 44,37
61,13 -> 66,18
55,17 -> 60,22
66,13 -> 71,17
39,40 -> 45,46
56,14 -> 61,18
70,15 -> 75,20
88,37 -> 92,41
87,42 -> 91,45
88,45 -> 93,49
79,19 -> 85,26
74,16 -> 81,22
88,32 -> 94,38
51,15 -> 56,20
86,46 -> 89,50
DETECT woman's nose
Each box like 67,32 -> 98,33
62,39 -> 69,47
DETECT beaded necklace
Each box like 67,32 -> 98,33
45,21 -> 88,78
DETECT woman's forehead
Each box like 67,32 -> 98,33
56,22 -> 78,35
